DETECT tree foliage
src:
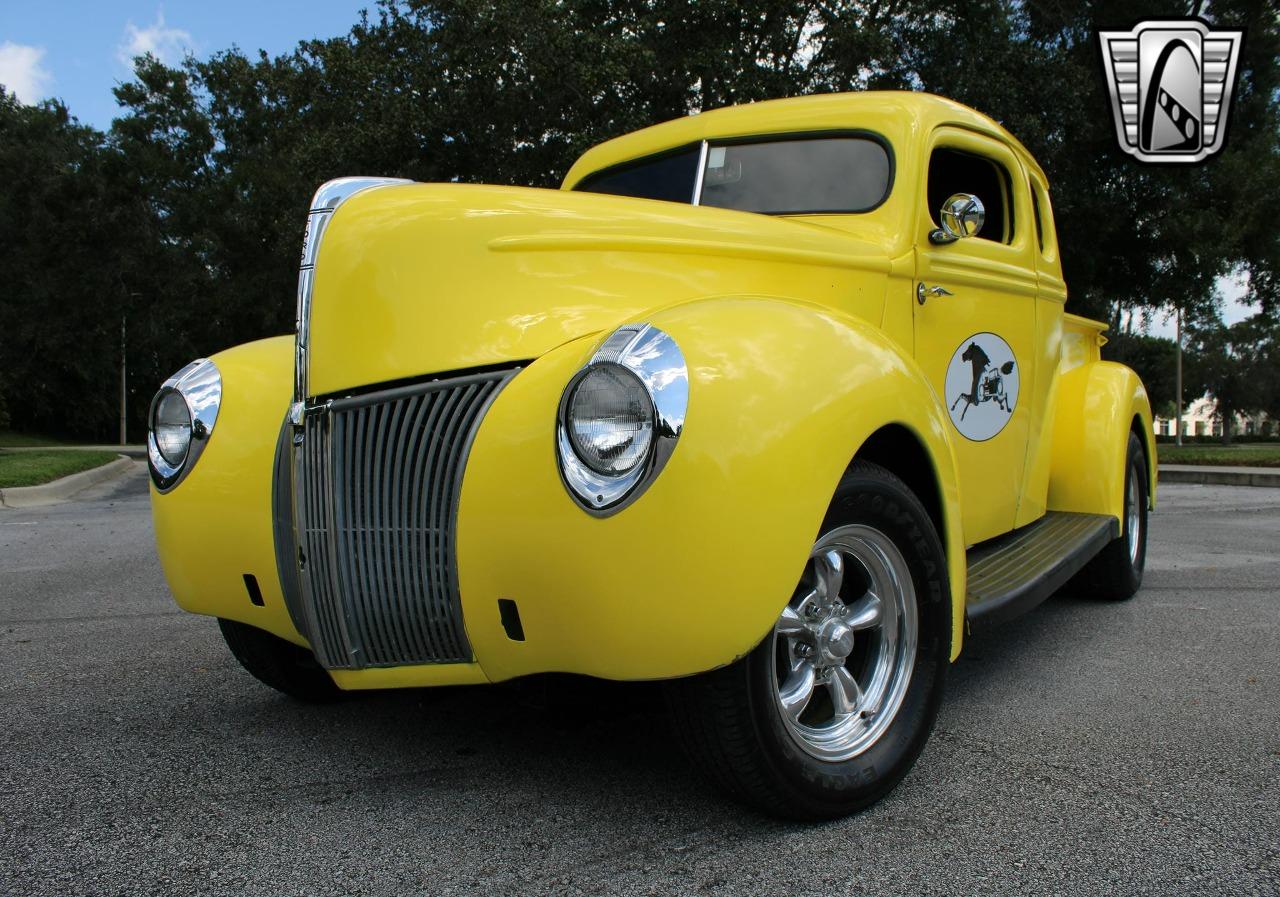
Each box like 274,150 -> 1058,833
0,0 -> 1277,440
1185,314 -> 1280,441
0,91 -> 170,439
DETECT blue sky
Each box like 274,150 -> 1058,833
1,1 -> 374,129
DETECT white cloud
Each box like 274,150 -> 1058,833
117,12 -> 193,68
0,42 -> 53,104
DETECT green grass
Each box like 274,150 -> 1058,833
0,430 -> 66,448
1157,443 -> 1280,468
0,450 -> 120,488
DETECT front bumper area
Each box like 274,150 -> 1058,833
274,328 -> 818,688
155,302 -> 922,690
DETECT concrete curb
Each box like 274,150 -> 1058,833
1158,465 -> 1280,488
0,455 -> 137,509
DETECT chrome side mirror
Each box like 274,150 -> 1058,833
930,193 -> 985,244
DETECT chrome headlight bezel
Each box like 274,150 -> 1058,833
556,324 -> 687,516
147,358 -> 222,493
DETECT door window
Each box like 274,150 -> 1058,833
1028,174 -> 1060,264
926,148 -> 1015,244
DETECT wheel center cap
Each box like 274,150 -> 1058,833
818,619 -> 854,664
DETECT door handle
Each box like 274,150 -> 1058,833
916,283 -> 955,305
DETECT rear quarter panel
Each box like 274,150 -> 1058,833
1046,316 -> 1156,519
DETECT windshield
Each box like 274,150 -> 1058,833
575,134 -> 891,215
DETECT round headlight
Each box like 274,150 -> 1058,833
566,364 -> 654,475
153,391 -> 192,466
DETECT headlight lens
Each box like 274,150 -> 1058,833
556,325 -> 686,516
566,364 -> 654,475
153,392 -> 192,466
147,357 -> 221,492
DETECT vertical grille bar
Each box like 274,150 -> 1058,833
373,399 -> 404,661
405,390 -> 445,653
353,401 -> 382,660
441,383 -> 488,657
293,368 -> 516,669
423,385 -> 468,658
297,412 -> 349,667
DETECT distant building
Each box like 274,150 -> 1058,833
1153,396 -> 1276,438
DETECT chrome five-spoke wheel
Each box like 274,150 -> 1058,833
771,525 -> 918,761
666,462 -> 950,820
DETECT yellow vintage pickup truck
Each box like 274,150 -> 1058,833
148,92 -> 1154,819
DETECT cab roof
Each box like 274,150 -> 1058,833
562,91 -> 1044,189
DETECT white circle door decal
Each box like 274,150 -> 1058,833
945,332 -> 1019,442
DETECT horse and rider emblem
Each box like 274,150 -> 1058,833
944,333 -> 1020,442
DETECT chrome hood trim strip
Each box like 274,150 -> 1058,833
294,177 -> 412,413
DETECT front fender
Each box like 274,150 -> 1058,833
1047,361 -> 1155,520
150,336 -> 303,645
456,296 -> 966,683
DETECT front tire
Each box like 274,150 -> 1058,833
218,618 -> 342,703
667,462 -> 950,820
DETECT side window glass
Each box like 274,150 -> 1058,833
576,146 -> 701,203
927,148 -> 1014,244
1030,177 -> 1058,261
1031,184 -> 1044,252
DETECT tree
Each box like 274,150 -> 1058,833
0,91 -> 150,439
1185,314 -> 1277,442
1102,332 -> 1198,418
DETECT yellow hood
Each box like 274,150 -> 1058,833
305,182 -> 892,397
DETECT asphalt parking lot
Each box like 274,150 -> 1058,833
1,465 -> 1277,897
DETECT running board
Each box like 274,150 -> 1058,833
966,512 -> 1117,630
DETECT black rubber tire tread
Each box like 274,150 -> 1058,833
1076,432 -> 1148,601
666,650 -> 778,807
218,618 -> 343,703
666,461 -> 950,820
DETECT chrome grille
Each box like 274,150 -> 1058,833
293,369 -> 515,669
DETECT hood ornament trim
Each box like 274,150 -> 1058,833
294,177 -> 412,416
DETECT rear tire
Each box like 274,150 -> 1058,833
1077,431 -> 1148,601
218,618 -> 342,703
666,462 -> 950,820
